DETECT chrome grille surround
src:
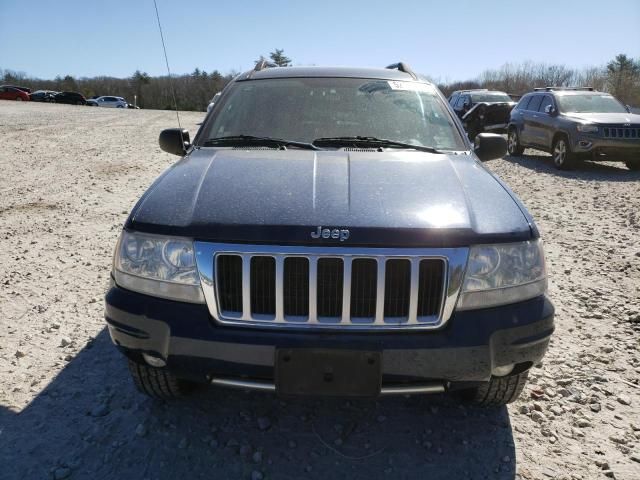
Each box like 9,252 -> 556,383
194,242 -> 469,330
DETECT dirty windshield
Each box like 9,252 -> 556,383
202,77 -> 466,150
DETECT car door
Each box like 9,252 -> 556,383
536,95 -> 556,150
520,94 -> 543,146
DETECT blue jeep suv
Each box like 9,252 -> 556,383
104,63 -> 554,406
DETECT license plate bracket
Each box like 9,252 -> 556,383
275,348 -> 382,397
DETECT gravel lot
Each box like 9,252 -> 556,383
1,102 -> 638,480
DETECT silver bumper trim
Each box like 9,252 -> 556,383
210,377 -> 446,395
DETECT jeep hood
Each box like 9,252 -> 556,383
127,148 -> 534,247
564,112 -> 640,124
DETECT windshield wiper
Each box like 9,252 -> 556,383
312,136 -> 443,153
202,135 -> 319,150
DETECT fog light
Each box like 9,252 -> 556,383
143,353 -> 166,367
578,140 -> 592,149
492,364 -> 515,377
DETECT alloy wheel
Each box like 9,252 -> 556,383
553,139 -> 567,167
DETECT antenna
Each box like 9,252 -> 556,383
153,0 -> 182,132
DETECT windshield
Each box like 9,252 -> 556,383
470,92 -> 512,103
202,78 -> 466,150
557,94 -> 627,113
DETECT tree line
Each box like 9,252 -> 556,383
437,54 -> 640,107
2,51 -> 637,111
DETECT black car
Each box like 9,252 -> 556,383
507,87 -> 640,170
449,89 -> 516,140
30,90 -> 58,102
53,91 -> 86,105
105,63 -> 553,407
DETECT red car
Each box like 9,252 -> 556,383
0,86 -> 31,101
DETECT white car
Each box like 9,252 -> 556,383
206,92 -> 221,113
95,96 -> 128,108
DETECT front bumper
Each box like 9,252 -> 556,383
105,282 -> 554,390
573,135 -> 640,160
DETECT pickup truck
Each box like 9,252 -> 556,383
104,63 -> 554,406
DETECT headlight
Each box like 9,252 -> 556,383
113,230 -> 204,303
456,240 -> 547,310
576,124 -> 599,133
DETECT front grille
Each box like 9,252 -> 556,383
213,251 -> 447,328
602,126 -> 640,139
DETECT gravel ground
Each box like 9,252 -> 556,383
0,102 -> 638,480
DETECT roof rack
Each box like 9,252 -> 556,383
386,62 -> 417,80
533,86 -> 594,92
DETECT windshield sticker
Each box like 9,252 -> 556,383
387,81 -> 433,92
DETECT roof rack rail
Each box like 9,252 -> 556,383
533,86 -> 594,92
386,62 -> 417,80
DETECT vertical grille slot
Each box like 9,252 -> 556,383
283,257 -> 309,317
384,259 -> 411,318
217,255 -> 243,313
417,259 -> 445,317
350,259 -> 377,319
317,258 -> 343,318
250,256 -> 275,315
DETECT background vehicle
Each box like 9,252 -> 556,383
0,86 -> 30,101
30,90 -> 58,102
105,63 -> 553,407
507,87 -> 640,170
53,91 -> 86,105
94,96 -> 128,108
1,84 -> 31,94
449,89 -> 516,139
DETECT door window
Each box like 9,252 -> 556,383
538,95 -> 553,113
527,95 -> 543,112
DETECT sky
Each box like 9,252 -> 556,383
1,0 -> 639,82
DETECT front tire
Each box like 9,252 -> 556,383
127,359 -> 194,399
507,129 -> 524,156
552,136 -> 575,170
15,97 -> 23,101
462,371 -> 530,407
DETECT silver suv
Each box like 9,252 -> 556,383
507,87 -> 640,170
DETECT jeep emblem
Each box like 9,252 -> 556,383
310,226 -> 350,241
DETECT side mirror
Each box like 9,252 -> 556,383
474,133 -> 507,162
544,104 -> 557,116
159,128 -> 190,156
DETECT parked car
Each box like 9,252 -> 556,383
206,92 -> 221,113
127,103 -> 140,109
93,96 -> 128,108
0,86 -> 31,101
448,89 -> 516,140
30,90 -> 58,102
507,87 -> 640,170
105,62 -> 554,407
2,85 -> 31,94
53,91 -> 86,105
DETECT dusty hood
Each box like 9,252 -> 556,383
127,148 -> 533,247
564,112 -> 640,124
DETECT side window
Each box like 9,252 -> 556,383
449,93 -> 458,106
517,96 -> 531,110
456,95 -> 467,108
538,95 -> 553,113
528,95 -> 543,112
